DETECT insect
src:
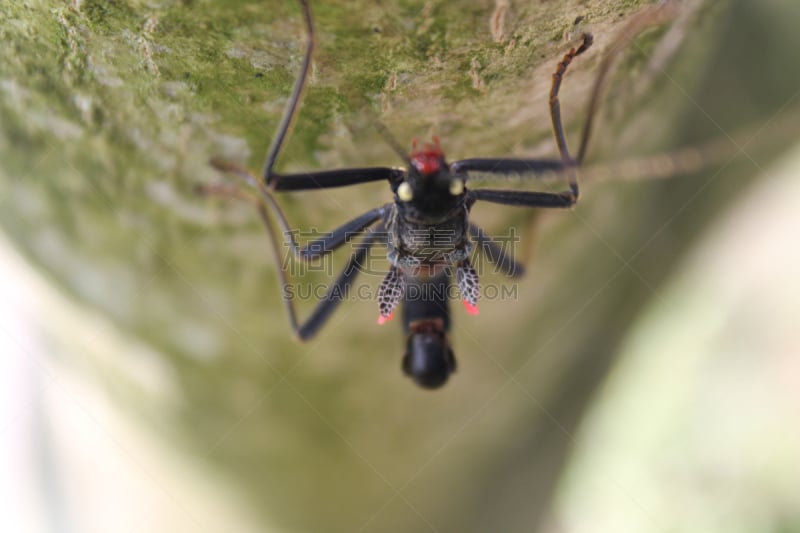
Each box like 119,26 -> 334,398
200,0 -> 685,388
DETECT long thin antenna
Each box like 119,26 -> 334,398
263,0 -> 315,187
374,120 -> 413,168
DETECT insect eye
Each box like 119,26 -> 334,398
449,179 -> 464,196
397,182 -> 413,202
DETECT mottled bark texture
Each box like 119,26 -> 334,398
2,0 -> 799,532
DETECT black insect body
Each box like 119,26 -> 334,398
382,139 -> 475,319
201,0 -> 674,388
401,272 -> 456,389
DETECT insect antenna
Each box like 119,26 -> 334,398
374,118 -> 413,168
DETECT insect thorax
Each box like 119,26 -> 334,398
385,204 -> 472,274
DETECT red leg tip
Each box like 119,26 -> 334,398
377,313 -> 394,325
463,301 -> 479,315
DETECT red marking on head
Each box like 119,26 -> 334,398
462,301 -> 479,315
377,312 -> 394,325
410,137 -> 445,175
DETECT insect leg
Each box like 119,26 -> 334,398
261,195 -> 386,261
289,227 -> 382,341
262,0 -> 314,187
254,0 -> 405,192
199,163 -> 386,340
269,167 -> 403,191
449,158 -> 565,176
468,223 -> 526,278
467,188 -> 576,208
202,160 -> 387,258
450,34 -> 593,196
549,32 -> 594,199
256,198 -> 383,340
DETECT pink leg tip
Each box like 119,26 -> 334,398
463,301 -> 479,315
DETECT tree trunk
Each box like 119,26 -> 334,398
1,0 -> 798,532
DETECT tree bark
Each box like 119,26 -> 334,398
2,0 -> 798,531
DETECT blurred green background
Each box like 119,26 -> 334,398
1,0 -> 799,532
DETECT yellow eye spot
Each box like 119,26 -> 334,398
449,179 -> 464,196
398,182 -> 413,202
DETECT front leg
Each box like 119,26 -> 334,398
467,188 -> 576,209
